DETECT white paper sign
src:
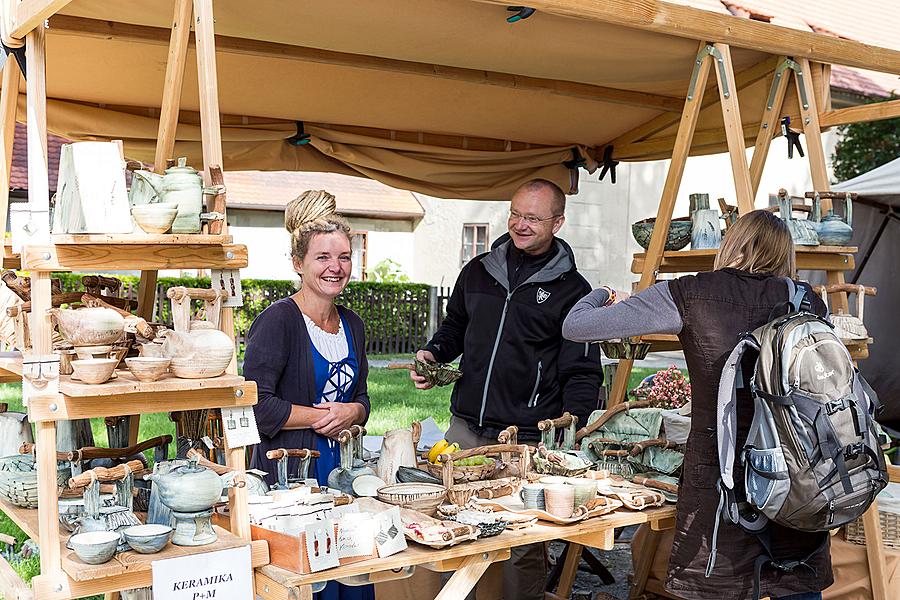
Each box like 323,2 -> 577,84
374,506 -> 407,558
305,519 -> 339,571
151,545 -> 252,600
21,354 -> 59,405
221,406 -> 260,448
337,512 -> 376,559
212,269 -> 243,307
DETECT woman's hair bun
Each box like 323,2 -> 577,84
284,189 -> 337,235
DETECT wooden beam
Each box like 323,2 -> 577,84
556,543 -> 582,599
476,0 -> 900,73
433,551 -> 499,600
713,44 -> 753,214
48,15 -> 685,113
749,59 -> 790,198
613,123 -> 757,160
795,58 -> 830,196
609,42 -> 712,408
607,55 -> 779,150
154,0 -> 192,172
0,59 -> 21,269
11,0 -> 73,40
25,25 -> 49,222
820,98 -> 900,127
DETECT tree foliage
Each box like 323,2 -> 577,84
831,96 -> 900,183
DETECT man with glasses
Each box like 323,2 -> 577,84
411,178 -> 602,600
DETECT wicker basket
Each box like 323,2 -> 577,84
0,454 -> 71,509
376,483 -> 447,517
423,457 -> 496,483
447,485 -> 476,506
844,511 -> 900,549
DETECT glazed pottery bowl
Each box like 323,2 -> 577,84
71,358 -> 118,384
169,357 -> 229,379
631,216 -> 693,251
52,307 -> 125,346
122,524 -> 173,554
131,204 -> 178,234
70,530 -> 120,564
125,357 -> 171,382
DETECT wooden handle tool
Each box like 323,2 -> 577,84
633,475 -> 679,495
538,412 -> 575,431
68,459 -> 144,488
265,448 -> 321,461
73,435 -> 172,462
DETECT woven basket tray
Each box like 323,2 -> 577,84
0,455 -> 71,509
376,482 -> 447,517
844,511 -> 900,549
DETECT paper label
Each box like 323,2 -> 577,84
21,354 -> 59,406
304,519 -> 339,571
151,545 -> 253,600
337,512 -> 376,558
212,269 -> 243,307
374,506 -> 407,558
221,406 -> 260,448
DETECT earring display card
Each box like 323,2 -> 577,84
211,269 -> 243,308
220,407 -> 260,448
304,520 -> 339,572
374,506 -> 407,558
22,354 -> 60,404
337,512 -> 377,559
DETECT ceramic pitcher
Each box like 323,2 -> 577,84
691,208 -> 722,250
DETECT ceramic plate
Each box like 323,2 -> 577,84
351,475 -> 387,497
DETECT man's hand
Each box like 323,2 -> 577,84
312,402 -> 365,439
410,349 -> 435,390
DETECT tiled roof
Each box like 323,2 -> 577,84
681,0 -> 900,97
223,171 -> 424,219
9,123 -> 67,192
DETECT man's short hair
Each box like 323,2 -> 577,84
516,179 -> 566,216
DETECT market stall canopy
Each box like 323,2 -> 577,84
5,0 -> 900,199
833,160 -> 900,422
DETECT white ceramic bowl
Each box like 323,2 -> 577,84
70,530 -> 120,564
169,357 -> 229,379
125,357 -> 171,382
71,358 -> 118,384
132,205 -> 177,234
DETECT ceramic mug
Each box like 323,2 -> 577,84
519,483 -> 545,510
568,478 -> 598,508
544,484 -> 575,519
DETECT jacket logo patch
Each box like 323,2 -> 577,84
536,288 -> 551,304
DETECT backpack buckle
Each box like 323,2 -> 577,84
844,442 -> 865,460
826,397 -> 849,415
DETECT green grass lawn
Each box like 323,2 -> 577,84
0,362 -> 663,597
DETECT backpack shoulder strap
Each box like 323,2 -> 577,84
784,277 -> 812,313
717,335 -> 760,489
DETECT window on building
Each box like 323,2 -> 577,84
350,231 -> 368,281
461,224 -> 489,266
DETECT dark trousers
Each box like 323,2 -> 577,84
442,416 -> 548,600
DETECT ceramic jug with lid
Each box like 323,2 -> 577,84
162,158 -> 203,234
771,189 -> 819,246
811,192 -> 854,246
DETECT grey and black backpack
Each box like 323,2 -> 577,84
707,279 -> 887,597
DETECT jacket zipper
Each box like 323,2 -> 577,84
528,361 -> 543,407
479,291 -> 513,426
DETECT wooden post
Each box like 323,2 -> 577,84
0,58 -> 20,266
861,500 -> 888,600
713,43 -> 753,215
608,42 -> 711,407
25,23 -> 49,244
795,58 -> 830,198
433,551 -> 498,600
556,542 -> 583,599
749,59 -> 790,199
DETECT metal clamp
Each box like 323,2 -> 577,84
767,58 -> 809,110
687,44 -> 730,101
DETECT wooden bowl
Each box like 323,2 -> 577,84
125,357 -> 171,382
376,482 -> 447,516
71,358 -> 118,385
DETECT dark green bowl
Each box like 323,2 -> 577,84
632,217 -> 692,251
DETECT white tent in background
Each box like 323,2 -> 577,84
833,157 -> 900,425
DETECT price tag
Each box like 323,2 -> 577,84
221,406 -> 260,448
151,545 -> 252,600
21,354 -> 59,406
211,269 -> 243,307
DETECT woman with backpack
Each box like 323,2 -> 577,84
563,210 -> 831,600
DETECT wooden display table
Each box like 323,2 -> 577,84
255,505 -> 676,600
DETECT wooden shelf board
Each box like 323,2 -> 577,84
51,234 -> 232,245
0,496 -> 268,598
257,505 -> 676,587
20,243 -> 248,271
1,246 -> 21,270
632,246 -> 856,274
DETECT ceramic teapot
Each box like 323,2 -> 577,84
128,158 -> 202,233
771,189 -> 819,246
811,192 -> 854,246
144,456 -> 224,513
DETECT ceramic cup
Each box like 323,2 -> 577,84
567,478 -> 598,508
519,483 -> 545,510
544,484 -> 575,519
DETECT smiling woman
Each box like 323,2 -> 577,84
243,190 -> 373,600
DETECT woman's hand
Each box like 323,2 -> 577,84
312,402 -> 366,439
410,349 -> 435,390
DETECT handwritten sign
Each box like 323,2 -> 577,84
337,512 -> 376,559
151,545 -> 252,600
